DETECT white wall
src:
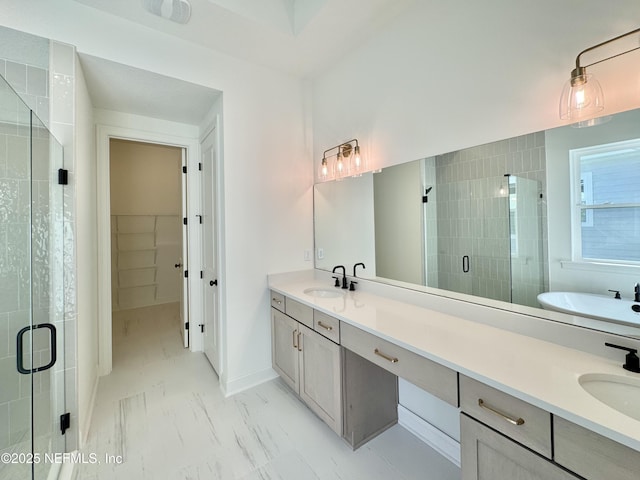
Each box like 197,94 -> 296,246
74,55 -> 98,447
311,1 -> 640,178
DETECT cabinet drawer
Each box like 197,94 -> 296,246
341,322 -> 457,406
459,375 -> 551,458
554,416 -> 640,480
285,297 -> 313,328
270,291 -> 285,312
313,310 -> 340,344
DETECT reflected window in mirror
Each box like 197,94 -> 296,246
570,138 -> 640,264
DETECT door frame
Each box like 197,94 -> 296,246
96,123 -> 203,376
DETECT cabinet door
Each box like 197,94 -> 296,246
298,323 -> 342,434
461,414 -> 579,480
272,308 -> 299,393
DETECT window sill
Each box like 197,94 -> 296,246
560,261 -> 640,275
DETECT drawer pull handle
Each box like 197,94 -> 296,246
478,399 -> 525,426
317,321 -> 333,331
297,332 -> 302,352
272,298 -> 282,305
292,329 -> 298,349
374,348 -> 398,363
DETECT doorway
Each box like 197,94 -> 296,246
108,139 -> 188,360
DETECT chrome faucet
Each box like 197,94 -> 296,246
332,265 -> 348,289
635,283 -> 640,303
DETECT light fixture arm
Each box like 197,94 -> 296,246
322,139 -> 359,159
573,27 -> 640,76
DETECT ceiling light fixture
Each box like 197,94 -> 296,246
142,0 -> 192,24
318,139 -> 366,181
559,27 -> 640,124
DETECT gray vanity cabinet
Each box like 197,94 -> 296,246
460,374 -> 579,480
298,323 -> 342,434
271,308 -> 300,392
461,415 -> 579,480
554,417 -> 640,480
271,305 -> 342,435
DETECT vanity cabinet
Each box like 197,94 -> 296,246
554,416 -> 640,480
461,414 -> 579,480
460,374 -> 580,480
271,307 -> 342,434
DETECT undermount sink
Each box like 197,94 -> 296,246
579,373 -> 640,421
303,287 -> 344,298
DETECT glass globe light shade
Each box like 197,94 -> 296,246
559,73 -> 604,121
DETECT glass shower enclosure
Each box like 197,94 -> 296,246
0,73 -> 67,479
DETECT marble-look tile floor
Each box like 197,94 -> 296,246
75,303 -> 460,480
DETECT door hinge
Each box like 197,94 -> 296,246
182,166 -> 187,174
58,169 -> 69,185
199,324 -> 204,333
183,217 -> 187,225
184,270 -> 188,278
185,322 -> 189,330
60,412 -> 70,435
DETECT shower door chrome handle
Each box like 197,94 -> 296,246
462,255 -> 470,273
16,323 -> 57,374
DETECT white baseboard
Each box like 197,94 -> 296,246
398,404 -> 461,467
56,454 -> 75,480
221,367 -> 278,397
80,373 -> 100,448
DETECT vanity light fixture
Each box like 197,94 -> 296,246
319,139 -> 365,181
559,27 -> 640,123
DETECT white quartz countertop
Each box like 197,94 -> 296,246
268,272 -> 640,452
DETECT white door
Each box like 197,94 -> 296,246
201,128 -> 220,373
180,148 -> 189,348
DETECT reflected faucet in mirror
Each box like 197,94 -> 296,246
353,262 -> 366,277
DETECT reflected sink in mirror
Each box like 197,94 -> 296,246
579,373 -> 640,421
537,292 -> 640,327
303,287 -> 345,298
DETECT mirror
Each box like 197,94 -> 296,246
314,108 -> 640,338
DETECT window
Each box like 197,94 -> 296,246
571,138 -> 640,264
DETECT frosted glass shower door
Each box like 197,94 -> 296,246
0,75 -> 66,480
0,73 -> 35,480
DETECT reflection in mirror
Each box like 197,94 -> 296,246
314,108 -> 640,338
315,131 -> 548,309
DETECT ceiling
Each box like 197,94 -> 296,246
78,53 -> 221,125
72,0 -> 414,78
69,0 -> 413,126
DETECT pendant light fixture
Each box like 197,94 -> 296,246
559,27 -> 640,123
